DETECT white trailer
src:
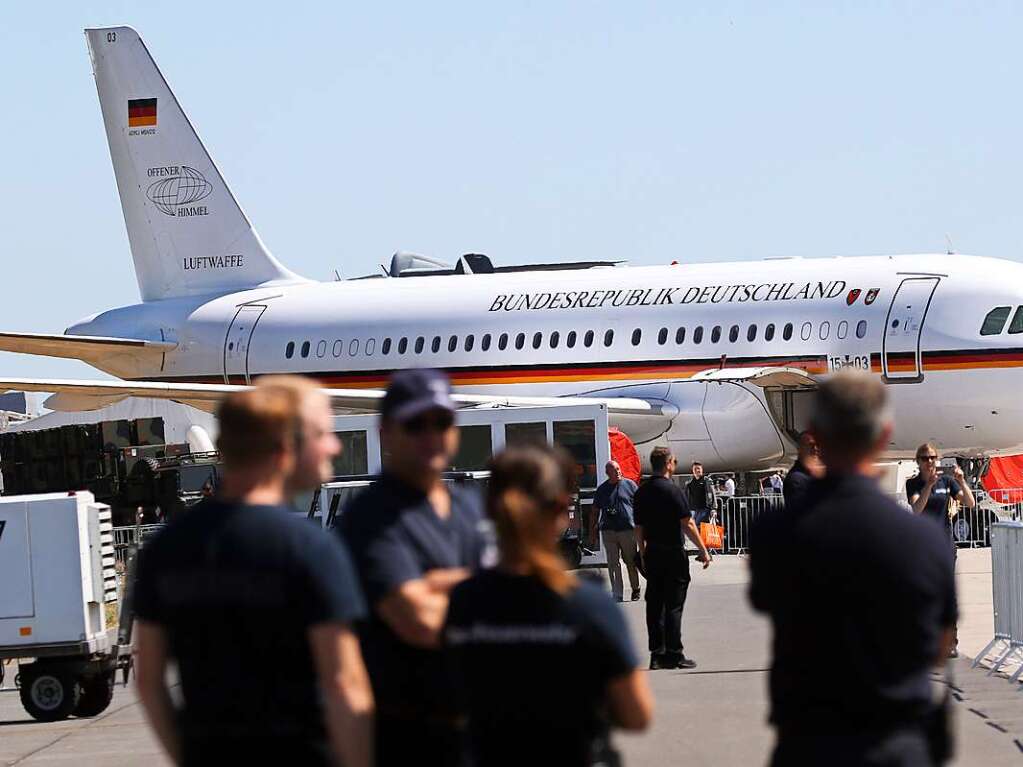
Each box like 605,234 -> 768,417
0,492 -> 123,721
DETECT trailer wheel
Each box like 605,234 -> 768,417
74,673 -> 115,717
19,666 -> 81,722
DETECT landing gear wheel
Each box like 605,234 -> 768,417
952,518 -> 970,544
74,672 -> 115,717
19,667 -> 81,722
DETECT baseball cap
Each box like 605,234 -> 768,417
381,369 -> 457,423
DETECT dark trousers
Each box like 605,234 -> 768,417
644,547 -> 691,655
771,727 -> 935,767
376,712 -> 466,767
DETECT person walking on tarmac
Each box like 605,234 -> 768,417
906,443 -> 975,658
635,447 -> 713,670
445,446 -> 653,766
134,377 -> 373,767
686,461 -> 717,526
594,459 -> 641,602
749,372 -> 958,767
339,369 -> 489,767
782,431 -> 824,509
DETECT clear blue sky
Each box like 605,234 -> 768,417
3,1 -> 1022,382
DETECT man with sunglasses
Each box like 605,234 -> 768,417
339,369 -> 489,766
906,443 -> 974,658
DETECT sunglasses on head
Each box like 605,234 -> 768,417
401,412 -> 455,435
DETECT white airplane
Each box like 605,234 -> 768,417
3,26 -> 1023,472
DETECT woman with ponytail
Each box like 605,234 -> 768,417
445,446 -> 653,766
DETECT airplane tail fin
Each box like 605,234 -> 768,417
84,26 -> 306,302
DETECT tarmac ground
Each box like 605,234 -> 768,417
1,549 -> 1021,766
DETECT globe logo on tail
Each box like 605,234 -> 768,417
146,166 -> 212,216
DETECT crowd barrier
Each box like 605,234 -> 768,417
713,495 -> 785,555
971,521 -> 1023,683
112,524 -> 163,564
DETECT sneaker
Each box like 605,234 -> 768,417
676,655 -> 697,669
631,588 -> 641,601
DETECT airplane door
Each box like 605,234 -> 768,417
882,277 -> 939,382
223,305 -> 267,384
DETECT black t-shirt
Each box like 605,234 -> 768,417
338,474 -> 487,715
686,476 -> 714,510
748,474 -> 957,733
133,499 -> 366,759
905,474 -> 962,529
782,460 -> 814,509
445,570 -> 638,766
634,476 -> 691,550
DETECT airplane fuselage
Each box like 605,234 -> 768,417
67,253 -> 1023,471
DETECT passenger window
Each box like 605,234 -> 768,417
414,337 -> 425,354
448,336 -> 458,353
316,340 -> 327,358
550,331 -> 560,349
837,321 -> 848,340
515,333 -> 526,350
432,336 -> 441,353
532,332 -> 542,350
675,327 -> 685,344
819,321 -> 830,340
711,326 -> 722,343
782,323 -> 793,341
584,330 -> 595,347
365,339 -> 375,355
800,322 -> 812,341
693,326 -> 704,344
464,335 -> 474,352
764,324 -> 775,342
658,328 -> 668,345
567,331 -> 577,348
982,306 -> 1012,335
747,325 -> 757,342
481,334 -> 491,351
728,325 -> 739,343
398,337 -> 408,354
301,341 -> 310,358
498,333 -> 509,351
631,329 -> 642,346
382,338 -> 392,355
604,329 -> 614,347
349,339 -> 359,356
332,340 -> 343,357
855,320 -> 867,339
1010,307 -> 1023,334
285,341 -> 295,359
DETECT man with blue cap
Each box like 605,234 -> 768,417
339,369 -> 488,766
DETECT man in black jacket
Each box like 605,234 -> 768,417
635,448 -> 712,670
686,461 -> 716,526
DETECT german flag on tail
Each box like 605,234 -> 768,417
128,98 -> 157,127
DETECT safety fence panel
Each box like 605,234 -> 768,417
717,495 -> 785,554
971,521 -> 1023,682
112,524 -> 164,564
955,489 -> 1023,549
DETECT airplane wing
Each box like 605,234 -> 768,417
0,377 -> 679,416
0,332 -> 176,366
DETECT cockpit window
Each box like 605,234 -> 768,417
1009,306 -> 1023,335
981,306 -> 1012,335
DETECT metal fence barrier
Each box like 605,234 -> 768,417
112,524 -> 164,564
971,521 -> 1023,684
713,495 -> 785,555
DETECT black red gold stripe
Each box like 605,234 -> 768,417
128,98 -> 157,127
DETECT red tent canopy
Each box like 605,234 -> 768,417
608,427 -> 642,483
982,455 -> 1023,504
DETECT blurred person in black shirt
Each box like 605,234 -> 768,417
635,447 -> 712,670
339,369 -> 488,766
445,446 -> 652,766
783,431 -> 823,509
134,377 -> 373,767
749,371 -> 957,767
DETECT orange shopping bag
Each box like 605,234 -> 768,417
699,517 -> 725,550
